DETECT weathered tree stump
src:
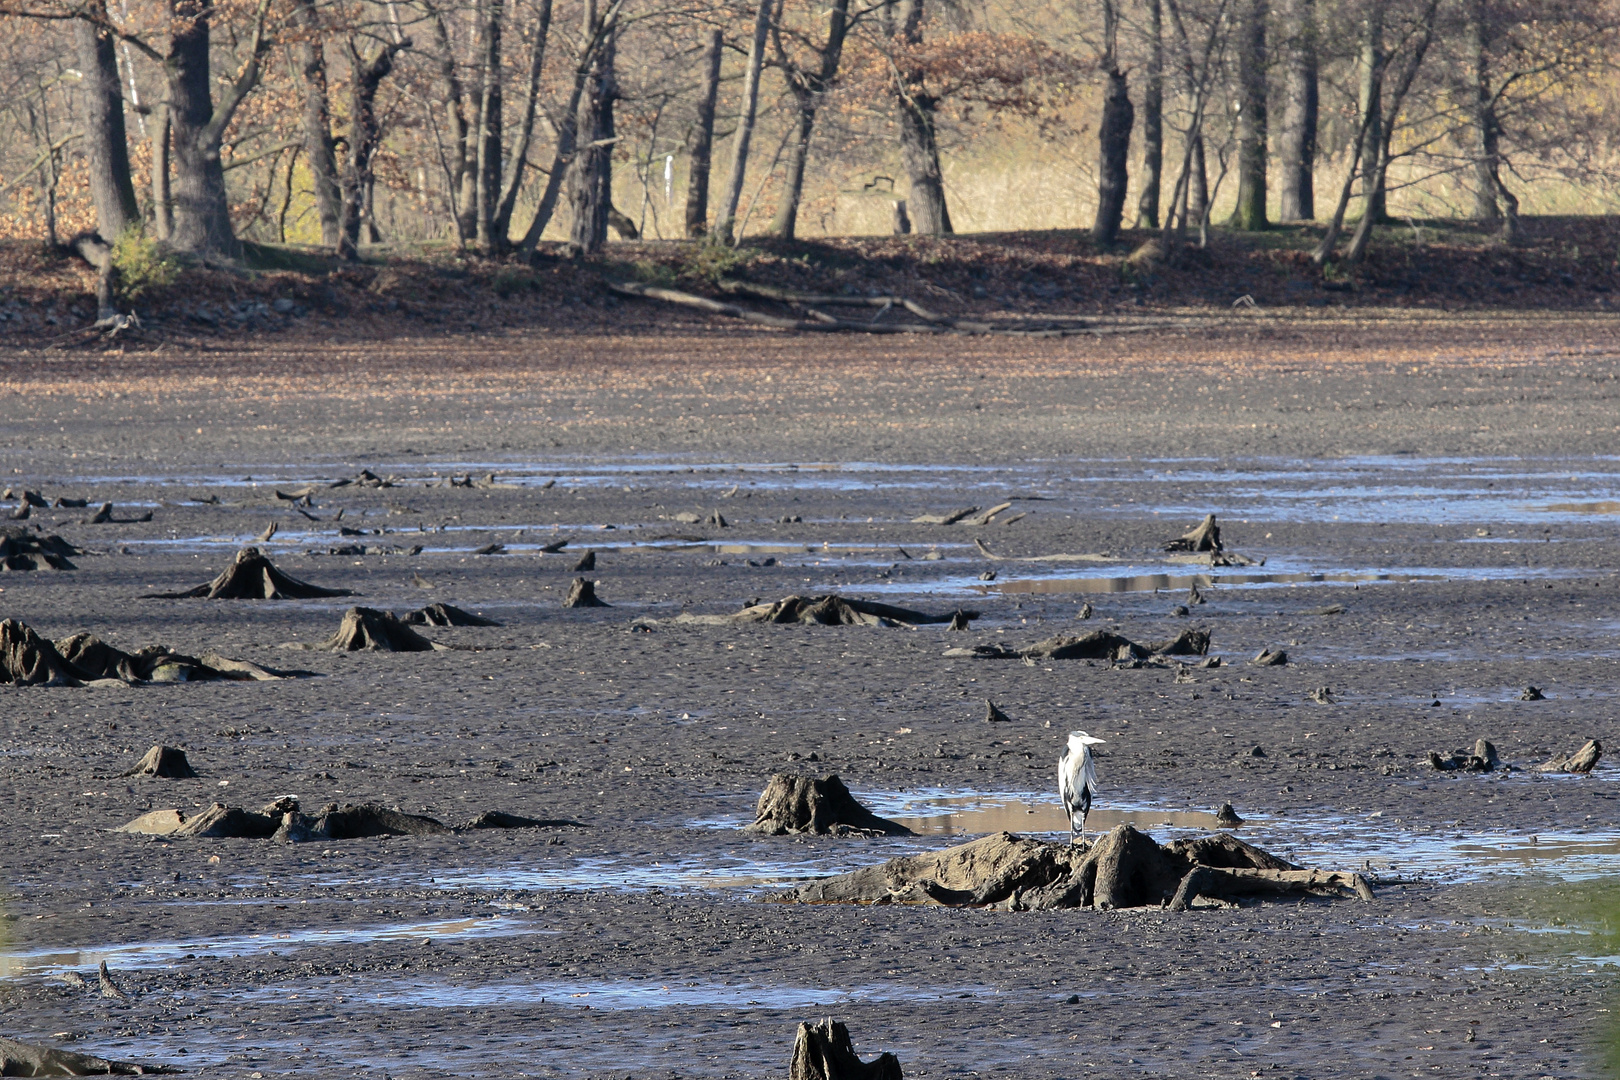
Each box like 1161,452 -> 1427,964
0,528 -> 79,570
1164,514 -> 1223,552
0,619 -> 82,685
318,607 -> 441,651
149,547 -> 353,599
1251,648 -> 1288,666
984,699 -> 1012,723
563,578 -> 610,607
672,595 -> 970,627
1534,739 -> 1602,774
789,1019 -> 902,1080
745,775 -> 913,837
571,550 -> 597,571
122,745 -> 198,779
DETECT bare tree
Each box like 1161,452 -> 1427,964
1275,0 -> 1315,219
75,0 -> 138,238
1133,0 -> 1164,229
767,0 -> 853,237
1091,0 -> 1133,245
715,0 -> 772,244
291,0 -> 342,248
684,27 -> 722,237
1226,0 -> 1266,229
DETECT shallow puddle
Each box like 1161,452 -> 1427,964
350,854 -> 852,894
860,791 -> 1240,836
0,914 -> 541,980
246,977 -> 1002,1011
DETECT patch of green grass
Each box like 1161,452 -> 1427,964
679,239 -> 760,284
490,266 -> 542,297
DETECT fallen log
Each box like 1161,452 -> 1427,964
1533,739 -> 1602,774
1169,865 -> 1375,910
0,1033 -> 178,1075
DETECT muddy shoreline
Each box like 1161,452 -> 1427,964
2,318 -> 1619,1077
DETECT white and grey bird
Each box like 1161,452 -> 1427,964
1058,730 -> 1105,843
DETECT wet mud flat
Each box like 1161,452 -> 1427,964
4,321 -> 1620,1077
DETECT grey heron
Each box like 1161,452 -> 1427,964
1058,730 -> 1105,843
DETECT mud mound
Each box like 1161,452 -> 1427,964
946,628 -> 1208,662
459,810 -> 583,830
783,826 -> 1369,911
1,619 -> 83,685
563,578 -> 609,607
0,1034 -> 177,1075
306,802 -> 452,839
745,774 -> 913,837
790,1019 -> 902,1080
121,745 -> 198,779
316,607 -> 444,651
149,546 -> 353,599
121,799 -> 455,841
677,595 -> 973,628
401,602 -> 501,627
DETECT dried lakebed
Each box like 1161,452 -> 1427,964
3,451 -> 1620,1079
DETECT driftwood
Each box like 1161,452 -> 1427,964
783,826 -> 1368,911
1429,738 -> 1501,773
1251,648 -> 1288,666
458,810 -> 583,830
0,1034 -> 177,1075
563,578 -> 610,607
121,745 -> 198,779
314,607 -> 445,651
149,547 -> 353,599
788,1019 -> 902,1080
122,799 -> 452,842
972,538 -> 1108,563
674,595 -> 972,628
55,632 -> 297,683
0,529 -> 80,570
747,775 -> 913,837
946,628 -> 1208,662
401,602 -> 501,627
1533,739 -> 1602,774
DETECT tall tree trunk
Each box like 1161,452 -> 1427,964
1463,0 -> 1498,221
768,0 -> 851,238
492,0 -> 555,242
1356,0 -> 1386,224
568,5 -> 611,253
768,96 -> 814,238
473,0 -> 505,253
150,104 -> 171,240
892,0 -> 950,235
339,36 -> 409,259
1133,0 -> 1164,229
684,29 -> 722,238
516,4 -> 611,254
1276,0 -> 1316,220
1227,0 -> 1267,229
165,3 -> 238,257
715,0 -> 773,244
425,2 -> 476,242
1090,0 -> 1132,245
75,2 -> 139,239
1189,135 -> 1208,223
291,0 -> 341,248
1091,68 -> 1134,244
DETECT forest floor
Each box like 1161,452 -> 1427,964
0,215 -> 1616,347
1,266 -> 1620,1077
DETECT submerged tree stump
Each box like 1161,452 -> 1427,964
746,775 -> 913,837
1534,739 -> 1602,774
0,618 -> 82,685
150,547 -> 353,599
1164,514 -> 1223,552
789,1019 -> 902,1080
674,595 -> 971,627
400,602 -> 501,627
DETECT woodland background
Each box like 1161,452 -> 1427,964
0,0 -> 1616,338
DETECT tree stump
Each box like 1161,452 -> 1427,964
564,578 -> 609,607
400,602 -> 501,627
790,1019 -> 902,1080
319,607 -> 441,651
745,774 -> 913,836
571,550 -> 597,572
149,547 -> 353,599
122,745 -> 198,779
1534,739 -> 1602,774
0,1034 -> 176,1075
1164,514 -> 1223,552
0,618 -> 82,685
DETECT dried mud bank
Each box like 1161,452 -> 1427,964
1,319 -> 1619,1077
